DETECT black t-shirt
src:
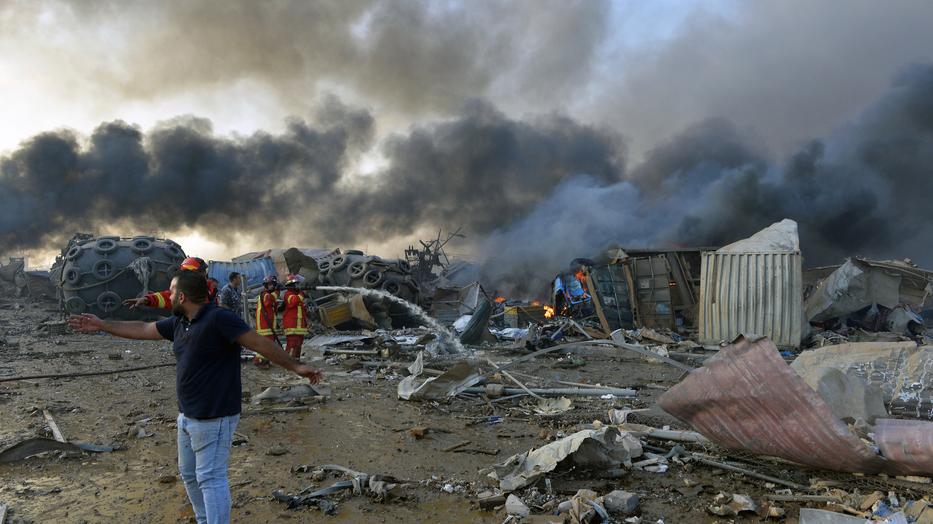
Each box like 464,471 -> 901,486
156,303 -> 250,419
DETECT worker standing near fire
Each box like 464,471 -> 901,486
123,257 -> 219,309
281,274 -> 309,359
253,275 -> 280,367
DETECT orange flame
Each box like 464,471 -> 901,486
531,299 -> 542,306
575,270 -> 587,284
494,296 -> 507,303
544,305 -> 555,319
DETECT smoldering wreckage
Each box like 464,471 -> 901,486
2,220 -> 933,523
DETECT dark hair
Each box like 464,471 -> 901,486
228,272 -> 241,282
173,271 -> 209,303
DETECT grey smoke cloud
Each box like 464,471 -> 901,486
581,0 -> 933,156
479,64 -> 933,296
7,0 -> 609,120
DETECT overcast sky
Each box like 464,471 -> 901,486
2,0 -> 932,265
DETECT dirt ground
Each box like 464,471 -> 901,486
0,301 -> 920,523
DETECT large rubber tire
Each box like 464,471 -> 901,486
131,237 -> 154,254
382,278 -> 401,296
97,291 -> 122,313
329,255 -> 349,272
363,269 -> 384,288
93,259 -> 115,280
65,268 -> 82,285
348,261 -> 368,279
65,245 -> 82,261
95,237 -> 119,254
65,296 -> 86,314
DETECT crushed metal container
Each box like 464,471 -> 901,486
207,257 -> 277,290
698,220 -> 804,348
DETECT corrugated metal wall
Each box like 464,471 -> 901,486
699,251 -> 803,348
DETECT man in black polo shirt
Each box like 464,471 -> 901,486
69,271 -> 322,524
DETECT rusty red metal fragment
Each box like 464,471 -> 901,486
658,335 -> 933,475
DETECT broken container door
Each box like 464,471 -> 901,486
590,263 -> 635,331
629,255 -> 675,329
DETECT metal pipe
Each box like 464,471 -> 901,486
463,385 -> 636,397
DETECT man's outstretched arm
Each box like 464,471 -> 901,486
68,314 -> 163,340
236,330 -> 323,384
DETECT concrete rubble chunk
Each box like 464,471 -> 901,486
505,494 -> 530,517
707,492 -> 757,516
807,367 -> 888,424
603,490 -> 640,516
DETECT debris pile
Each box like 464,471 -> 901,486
5,218 -> 933,522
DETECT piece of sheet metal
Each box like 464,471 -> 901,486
698,251 -> 803,348
658,335 -> 933,475
875,418 -> 933,472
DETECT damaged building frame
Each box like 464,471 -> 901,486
552,248 -> 705,334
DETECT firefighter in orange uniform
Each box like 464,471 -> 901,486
282,274 -> 309,359
123,257 -> 218,310
253,275 -> 280,367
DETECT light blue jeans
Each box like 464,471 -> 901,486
177,413 -> 239,524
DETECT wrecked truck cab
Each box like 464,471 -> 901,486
552,271 -> 593,317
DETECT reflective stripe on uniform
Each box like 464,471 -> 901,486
255,291 -> 277,336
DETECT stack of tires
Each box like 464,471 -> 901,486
56,236 -> 187,320
314,250 -> 420,304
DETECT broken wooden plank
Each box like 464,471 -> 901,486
443,440 -> 472,452
583,269 -> 612,337
42,410 -> 66,443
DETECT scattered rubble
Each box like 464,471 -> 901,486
5,219 -> 933,522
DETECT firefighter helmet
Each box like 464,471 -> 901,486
180,256 -> 207,272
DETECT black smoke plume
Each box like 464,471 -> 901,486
0,99 -> 624,255
479,64 -> 933,295
3,65 -> 933,298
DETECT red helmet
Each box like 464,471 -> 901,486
285,274 -> 303,286
180,257 -> 207,272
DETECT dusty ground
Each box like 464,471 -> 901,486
0,301 -> 918,523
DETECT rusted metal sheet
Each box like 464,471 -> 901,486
875,419 -> 933,472
698,251 -> 803,348
658,335 -> 933,475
